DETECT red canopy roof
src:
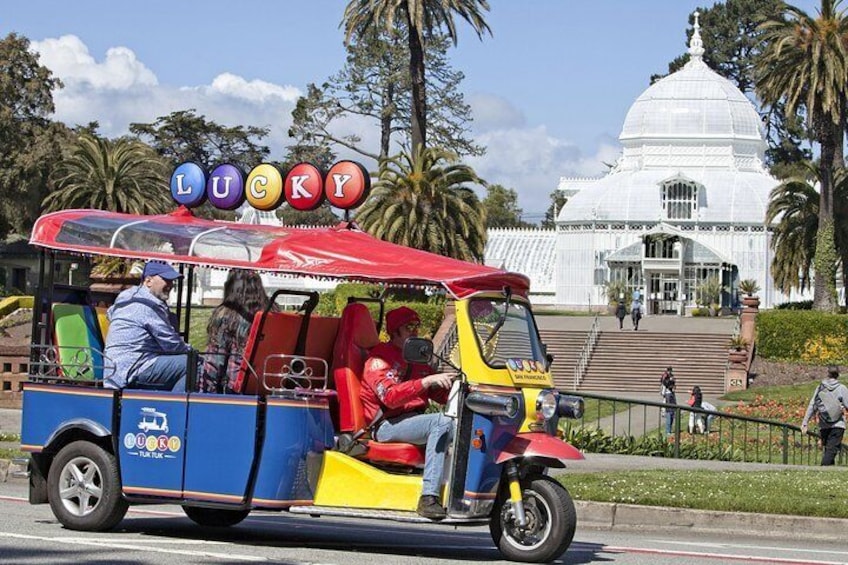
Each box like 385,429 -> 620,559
30,208 -> 529,299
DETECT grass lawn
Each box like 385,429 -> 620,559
575,396 -> 632,423
186,306 -> 214,350
558,469 -> 848,518
722,382 -> 819,405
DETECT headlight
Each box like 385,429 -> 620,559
536,390 -> 557,421
466,392 -> 519,418
557,395 -> 584,419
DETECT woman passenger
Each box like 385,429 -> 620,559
199,269 -> 270,393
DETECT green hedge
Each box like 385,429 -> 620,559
0,295 -> 34,318
757,310 -> 848,361
315,283 -> 446,339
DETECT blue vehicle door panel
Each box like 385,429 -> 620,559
183,395 -> 259,504
118,392 -> 187,498
252,394 -> 335,508
21,384 -> 115,452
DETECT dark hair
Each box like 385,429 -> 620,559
827,365 -> 840,378
690,385 -> 703,408
207,270 -> 269,338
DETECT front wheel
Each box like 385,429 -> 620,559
182,506 -> 250,527
489,474 -> 576,563
47,441 -> 128,531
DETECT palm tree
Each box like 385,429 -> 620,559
767,161 -> 848,303
755,0 -> 848,312
43,133 -> 172,214
354,146 -> 487,262
342,0 -> 491,157
766,162 -> 820,294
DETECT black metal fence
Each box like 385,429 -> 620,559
562,391 -> 847,467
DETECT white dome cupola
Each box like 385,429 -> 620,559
616,12 -> 766,172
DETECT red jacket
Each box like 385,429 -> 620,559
361,342 -> 448,424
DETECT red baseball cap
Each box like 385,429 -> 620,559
386,306 -> 420,334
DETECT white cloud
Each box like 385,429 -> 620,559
469,93 -> 525,132
31,35 -> 157,89
468,126 -> 616,216
28,36 -> 302,160
202,73 -> 301,104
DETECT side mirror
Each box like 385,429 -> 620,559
546,353 -> 554,371
403,337 -> 433,364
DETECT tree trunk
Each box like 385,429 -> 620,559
380,82 -> 394,160
407,22 -> 427,157
812,118 -> 841,312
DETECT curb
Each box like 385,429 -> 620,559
576,501 -> 848,543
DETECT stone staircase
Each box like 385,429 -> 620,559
542,328 -> 731,397
539,329 -> 586,390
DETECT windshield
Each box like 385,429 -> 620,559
469,298 -> 545,368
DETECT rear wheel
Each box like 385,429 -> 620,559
47,441 -> 128,531
489,474 -> 576,563
182,506 -> 250,527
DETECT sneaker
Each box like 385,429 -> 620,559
416,495 -> 446,520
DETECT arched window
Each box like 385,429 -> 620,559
661,180 -> 698,220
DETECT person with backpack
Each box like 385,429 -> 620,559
801,365 -> 848,465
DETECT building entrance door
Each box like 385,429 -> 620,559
649,273 -> 680,315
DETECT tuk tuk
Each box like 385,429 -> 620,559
20,203 -> 584,563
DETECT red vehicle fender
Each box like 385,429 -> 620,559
494,432 -> 584,465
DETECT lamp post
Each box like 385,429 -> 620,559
68,262 -> 78,285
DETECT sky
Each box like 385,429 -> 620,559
1,0 -> 822,221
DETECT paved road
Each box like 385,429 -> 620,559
1,480 -> 847,565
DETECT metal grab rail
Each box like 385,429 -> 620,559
573,315 -> 600,390
562,390 -> 847,467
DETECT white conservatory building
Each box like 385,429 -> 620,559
552,16 -> 785,313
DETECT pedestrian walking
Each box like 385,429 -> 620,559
801,365 -> 848,465
661,367 -> 676,435
631,298 -> 642,331
615,300 -> 626,330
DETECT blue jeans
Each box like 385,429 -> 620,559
665,406 -> 675,435
376,412 -> 454,497
131,354 -> 188,392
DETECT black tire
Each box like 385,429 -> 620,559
47,440 -> 128,531
489,474 -> 577,563
182,506 -> 250,527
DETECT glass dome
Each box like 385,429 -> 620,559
619,59 -> 764,143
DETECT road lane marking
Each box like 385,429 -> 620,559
0,532 -> 268,562
654,540 -> 848,558
605,544 -> 844,564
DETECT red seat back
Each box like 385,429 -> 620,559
232,311 -> 301,395
332,303 -> 380,433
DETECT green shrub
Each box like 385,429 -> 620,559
757,310 -> 848,361
313,283 -> 446,339
775,300 -> 813,310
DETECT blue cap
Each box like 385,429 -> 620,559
142,262 -> 182,281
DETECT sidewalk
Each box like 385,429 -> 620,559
1,407 -> 846,543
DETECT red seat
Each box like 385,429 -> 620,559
332,303 -> 424,466
232,311 -> 301,395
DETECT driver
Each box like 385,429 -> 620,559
361,306 -> 457,520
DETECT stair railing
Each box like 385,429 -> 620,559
573,314 -> 600,390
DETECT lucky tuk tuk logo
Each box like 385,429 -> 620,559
170,160 -> 371,212
123,407 -> 182,459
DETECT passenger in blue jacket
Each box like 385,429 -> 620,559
104,262 -> 192,391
